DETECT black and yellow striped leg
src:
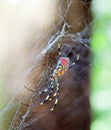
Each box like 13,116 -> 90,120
69,54 -> 80,68
39,75 -> 55,95
40,76 -> 55,105
50,83 -> 60,111
39,87 -> 49,95
58,43 -> 62,57
40,85 -> 53,105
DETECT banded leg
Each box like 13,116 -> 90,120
39,86 -> 51,95
58,43 -> 62,57
39,75 -> 55,95
69,54 -> 80,68
50,83 -> 60,111
40,84 -> 54,105
49,85 -> 59,101
40,76 -> 55,105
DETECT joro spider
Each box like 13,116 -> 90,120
25,43 -> 79,112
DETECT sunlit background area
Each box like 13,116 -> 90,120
0,0 -> 56,111
0,0 -> 56,102
0,0 -> 56,61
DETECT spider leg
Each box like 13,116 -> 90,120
39,75 -> 55,95
40,75 -> 55,105
40,84 -> 54,105
24,85 -> 37,93
50,83 -> 60,111
58,43 -> 62,57
69,54 -> 80,68
21,102 -> 30,107
39,87 -> 50,95
48,83 -> 59,101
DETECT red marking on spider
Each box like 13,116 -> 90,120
59,57 -> 69,67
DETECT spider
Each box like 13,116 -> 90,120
38,43 -> 80,111
24,43 -> 79,112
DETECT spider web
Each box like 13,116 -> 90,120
0,0 -> 93,130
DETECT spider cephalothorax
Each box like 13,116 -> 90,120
52,57 -> 69,79
39,43 -> 79,111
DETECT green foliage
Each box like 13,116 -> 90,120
0,101 -> 18,130
91,0 -> 111,130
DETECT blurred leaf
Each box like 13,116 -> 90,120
91,0 -> 111,130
